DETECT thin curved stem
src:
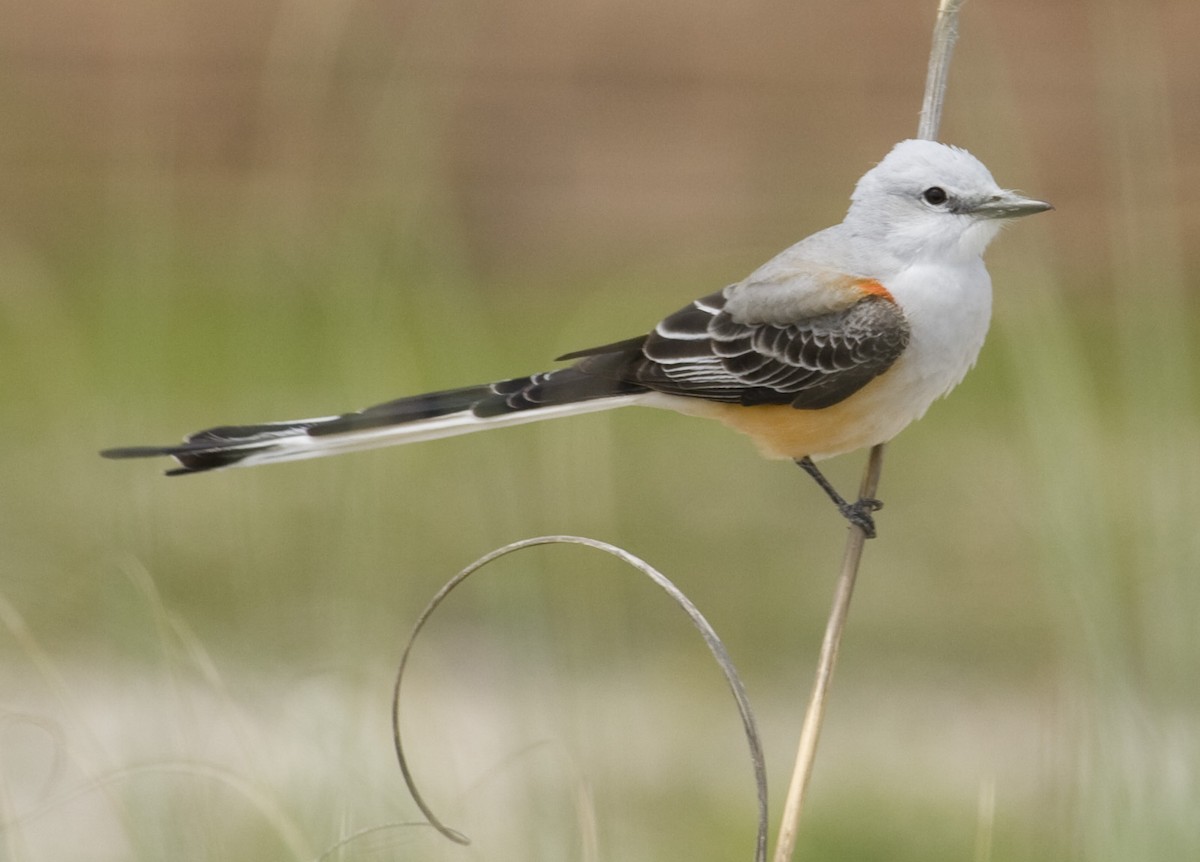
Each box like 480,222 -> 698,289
393,536 -> 770,861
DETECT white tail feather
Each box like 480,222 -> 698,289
226,394 -> 645,469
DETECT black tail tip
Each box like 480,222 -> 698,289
101,442 -> 276,475
100,446 -> 174,460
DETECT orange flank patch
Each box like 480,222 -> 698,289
854,278 -> 896,303
668,375 -> 898,461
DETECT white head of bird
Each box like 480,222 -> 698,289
844,139 -> 1052,263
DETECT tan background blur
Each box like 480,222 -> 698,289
5,0 -> 1196,274
2,1 -> 1197,860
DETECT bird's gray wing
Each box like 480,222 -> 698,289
566,285 -> 910,410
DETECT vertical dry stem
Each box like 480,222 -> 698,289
771,2 -> 967,859
771,445 -> 884,862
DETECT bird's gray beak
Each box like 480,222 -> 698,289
969,191 -> 1054,220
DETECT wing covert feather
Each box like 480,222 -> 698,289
572,280 -> 910,411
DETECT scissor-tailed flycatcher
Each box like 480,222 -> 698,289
103,139 -> 1050,536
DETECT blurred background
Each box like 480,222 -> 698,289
1,0 -> 1197,859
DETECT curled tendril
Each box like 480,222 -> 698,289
391,535 -> 768,862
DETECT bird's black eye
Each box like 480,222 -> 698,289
922,186 -> 949,206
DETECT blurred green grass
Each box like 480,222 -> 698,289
3,0 -> 1199,859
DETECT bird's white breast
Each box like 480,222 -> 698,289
868,257 -> 993,426
644,252 -> 994,461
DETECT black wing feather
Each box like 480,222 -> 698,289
571,288 -> 909,411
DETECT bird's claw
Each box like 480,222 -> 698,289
838,497 -> 883,539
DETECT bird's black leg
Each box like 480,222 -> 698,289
794,456 -> 882,539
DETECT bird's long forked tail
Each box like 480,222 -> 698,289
101,369 -> 647,475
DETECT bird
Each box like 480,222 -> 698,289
102,139 -> 1051,537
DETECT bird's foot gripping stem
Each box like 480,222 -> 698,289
795,457 -> 882,539
836,497 -> 882,539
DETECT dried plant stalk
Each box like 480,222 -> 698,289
771,2 -> 968,859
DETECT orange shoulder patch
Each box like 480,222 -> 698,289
854,278 -> 896,303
